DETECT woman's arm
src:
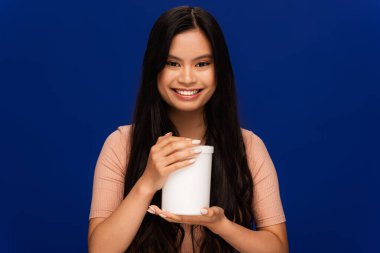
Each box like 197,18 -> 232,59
88,178 -> 155,253
150,205 -> 288,253
88,131 -> 201,253
215,218 -> 288,253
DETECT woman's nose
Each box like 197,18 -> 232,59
177,65 -> 196,84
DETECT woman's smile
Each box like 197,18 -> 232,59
171,88 -> 204,100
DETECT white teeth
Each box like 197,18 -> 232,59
175,89 -> 200,96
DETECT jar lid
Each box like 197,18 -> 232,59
199,145 -> 214,154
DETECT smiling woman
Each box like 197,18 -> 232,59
88,5 -> 288,253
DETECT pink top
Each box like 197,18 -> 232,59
89,125 -> 286,252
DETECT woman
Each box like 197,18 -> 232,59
88,5 -> 288,253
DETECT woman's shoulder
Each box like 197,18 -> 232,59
116,124 -> 133,138
240,127 -> 263,146
240,127 -> 270,170
102,124 -> 133,152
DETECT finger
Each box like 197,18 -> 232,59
149,207 -> 183,221
151,136 -> 190,161
165,158 -> 196,174
201,207 -> 221,217
201,208 -> 214,217
151,208 -> 180,223
158,214 -> 178,223
160,213 -> 208,225
156,132 -> 173,144
147,206 -> 156,214
158,137 -> 201,159
148,205 -> 161,213
149,205 -> 173,220
164,146 -> 201,167
157,211 -> 184,223
155,135 -> 190,151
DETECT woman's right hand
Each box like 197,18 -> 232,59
139,132 -> 202,193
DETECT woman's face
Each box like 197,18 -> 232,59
157,29 -> 216,113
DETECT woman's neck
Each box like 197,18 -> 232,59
168,108 -> 206,144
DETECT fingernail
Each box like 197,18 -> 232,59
200,208 -> 208,214
147,206 -> 155,214
192,139 -> 201,144
165,132 -> 172,136
159,213 -> 167,218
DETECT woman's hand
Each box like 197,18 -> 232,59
139,132 -> 202,193
147,205 -> 229,235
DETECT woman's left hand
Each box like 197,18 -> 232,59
148,205 -> 228,234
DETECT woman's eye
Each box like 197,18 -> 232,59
196,62 -> 210,67
166,61 -> 210,68
166,61 -> 179,67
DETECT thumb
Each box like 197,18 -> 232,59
201,206 -> 222,217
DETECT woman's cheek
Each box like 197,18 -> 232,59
161,71 -> 177,84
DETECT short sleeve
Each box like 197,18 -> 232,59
245,130 -> 286,228
89,126 -> 130,220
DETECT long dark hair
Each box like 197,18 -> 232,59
124,5 -> 254,252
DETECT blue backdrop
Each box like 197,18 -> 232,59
1,0 -> 379,252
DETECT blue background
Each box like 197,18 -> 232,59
1,0 -> 379,252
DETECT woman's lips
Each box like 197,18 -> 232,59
171,89 -> 203,100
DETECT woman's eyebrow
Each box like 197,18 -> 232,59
168,54 -> 213,61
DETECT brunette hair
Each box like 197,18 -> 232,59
124,5 -> 254,252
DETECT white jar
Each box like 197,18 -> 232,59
162,145 -> 214,215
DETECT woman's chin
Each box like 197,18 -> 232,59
169,105 -> 205,113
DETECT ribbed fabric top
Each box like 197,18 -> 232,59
89,125 -> 286,252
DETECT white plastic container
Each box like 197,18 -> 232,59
162,145 -> 214,215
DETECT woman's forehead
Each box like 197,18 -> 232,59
168,30 -> 213,60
